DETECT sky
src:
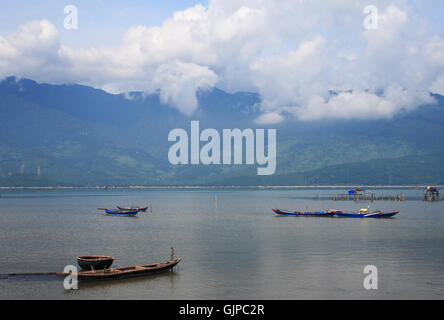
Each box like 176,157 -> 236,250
0,0 -> 443,123
0,1 -> 209,47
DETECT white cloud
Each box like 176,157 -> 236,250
430,74 -> 444,96
254,112 -> 285,125
0,19 -> 61,78
0,36 -> 17,66
0,1 -> 443,120
292,86 -> 436,121
250,36 -> 327,113
149,60 -> 218,114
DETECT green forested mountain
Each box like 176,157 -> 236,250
0,76 -> 443,186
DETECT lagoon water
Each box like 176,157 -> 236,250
0,187 -> 443,299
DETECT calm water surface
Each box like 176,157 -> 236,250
0,188 -> 443,299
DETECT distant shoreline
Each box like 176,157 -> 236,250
0,185 -> 442,190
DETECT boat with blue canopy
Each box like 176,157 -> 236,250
97,208 -> 140,216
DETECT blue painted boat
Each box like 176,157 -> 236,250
334,212 -> 368,218
117,205 -> 150,212
104,209 -> 139,216
272,209 -> 338,217
335,208 -> 399,218
364,211 -> 399,218
273,208 -> 399,218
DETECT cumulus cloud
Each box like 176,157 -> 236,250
0,19 -> 61,78
0,1 -> 443,121
292,86 -> 436,121
250,36 -> 327,113
149,60 -> 218,114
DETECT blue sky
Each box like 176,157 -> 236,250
1,0 -> 442,44
0,0 -> 209,47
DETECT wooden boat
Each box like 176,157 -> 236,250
103,208 -> 139,216
117,206 -> 149,212
72,258 -> 182,281
335,208 -> 399,218
363,211 -> 399,218
272,209 -> 337,216
273,208 -> 399,218
77,256 -> 114,270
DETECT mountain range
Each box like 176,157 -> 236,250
0,76 -> 443,186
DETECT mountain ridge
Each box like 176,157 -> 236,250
0,76 -> 443,186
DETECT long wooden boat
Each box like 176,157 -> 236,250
117,206 -> 149,212
104,209 -> 139,216
364,211 -> 399,218
77,255 -> 114,270
71,258 -> 182,281
273,209 -> 338,217
273,208 -> 399,218
335,209 -> 399,218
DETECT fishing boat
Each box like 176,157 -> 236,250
77,256 -> 114,270
334,208 -> 399,218
1,249 -> 180,282
363,210 -> 399,218
117,205 -> 149,212
71,258 -> 181,281
272,209 -> 338,217
273,208 -> 399,218
98,208 -> 140,216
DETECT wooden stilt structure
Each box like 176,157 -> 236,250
423,186 -> 440,201
329,188 -> 405,201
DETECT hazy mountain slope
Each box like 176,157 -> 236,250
212,154 -> 444,186
0,77 -> 443,186
0,90 -> 168,185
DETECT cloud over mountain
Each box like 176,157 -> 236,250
0,0 -> 443,121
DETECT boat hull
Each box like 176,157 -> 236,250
117,206 -> 148,212
335,211 -> 399,218
73,258 -> 182,281
105,209 -> 139,216
273,209 -> 336,217
273,209 -> 399,218
334,212 -> 367,218
364,211 -> 399,218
